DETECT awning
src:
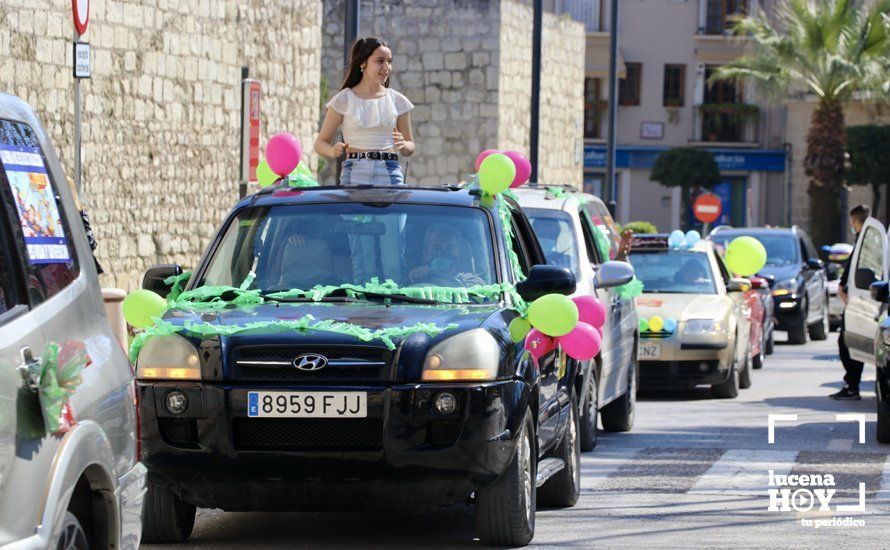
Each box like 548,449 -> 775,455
586,33 -> 625,79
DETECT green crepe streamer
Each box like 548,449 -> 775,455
614,276 -> 644,299
35,341 -> 89,433
267,277 -> 512,304
545,187 -> 589,205
287,172 -> 320,188
164,270 -> 193,301
130,315 -> 458,363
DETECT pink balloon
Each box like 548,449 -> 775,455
560,322 -> 602,361
573,295 -> 606,329
505,151 -> 532,188
266,133 -> 302,176
475,149 -> 499,172
525,328 -> 555,362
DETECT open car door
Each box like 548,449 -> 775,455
844,217 -> 888,364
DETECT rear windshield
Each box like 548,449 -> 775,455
525,208 -> 580,274
710,233 -> 798,267
629,250 -> 716,294
200,202 -> 499,299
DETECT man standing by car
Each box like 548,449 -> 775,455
832,204 -> 870,400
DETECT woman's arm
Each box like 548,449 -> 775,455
314,108 -> 348,158
393,112 -> 415,157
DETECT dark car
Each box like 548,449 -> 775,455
135,186 -> 631,546
709,226 -> 831,344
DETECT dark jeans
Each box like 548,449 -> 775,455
839,322 -> 864,391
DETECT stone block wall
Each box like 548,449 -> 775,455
1,0 -> 322,289
321,0 -> 584,186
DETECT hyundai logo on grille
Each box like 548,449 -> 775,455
293,353 -> 329,371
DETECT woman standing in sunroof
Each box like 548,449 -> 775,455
315,37 -> 415,186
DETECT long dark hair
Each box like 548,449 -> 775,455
340,37 -> 390,90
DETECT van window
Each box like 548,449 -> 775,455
583,202 -> 620,260
0,119 -> 79,305
856,226 -> 884,281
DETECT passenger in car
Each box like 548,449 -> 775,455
409,225 -> 483,286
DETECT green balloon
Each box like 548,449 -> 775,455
639,317 -> 649,333
478,153 -> 515,195
527,293 -> 579,337
725,236 -> 767,276
122,289 -> 168,329
257,159 -> 278,188
509,317 -> 532,343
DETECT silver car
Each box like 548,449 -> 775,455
0,93 -> 145,549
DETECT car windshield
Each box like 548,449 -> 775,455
629,250 -> 717,294
199,203 -> 499,301
710,233 -> 799,267
525,209 -> 580,274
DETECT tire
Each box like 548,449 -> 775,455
787,308 -> 808,345
579,369 -> 598,452
765,328 -> 775,355
142,483 -> 196,544
752,330 -> 766,370
601,352 -> 636,432
808,302 -> 829,341
712,347 -> 740,399
878,406 -> 890,444
739,346 -> 752,389
475,407 -> 536,546
57,511 -> 89,550
538,398 -> 581,508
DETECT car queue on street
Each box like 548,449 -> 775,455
1,92 -> 881,549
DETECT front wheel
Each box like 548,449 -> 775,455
142,483 -> 197,544
579,369 -> 598,452
57,512 -> 89,550
601,353 -> 636,432
538,398 -> 581,508
739,346 -> 752,389
765,327 -> 775,355
475,407 -> 536,546
753,329 -> 766,370
808,301 -> 829,341
712,348 -> 740,399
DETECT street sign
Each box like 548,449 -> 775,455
693,193 -> 722,224
73,42 -> 90,78
240,79 -> 261,183
72,0 -> 89,36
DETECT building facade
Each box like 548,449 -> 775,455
1,0 -> 323,289
560,0 -> 789,232
320,0 -> 586,187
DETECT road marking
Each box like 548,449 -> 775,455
599,447 -> 726,494
835,413 -> 867,444
768,414 -> 798,444
875,455 -> 890,509
826,438 -> 854,451
688,449 -> 798,495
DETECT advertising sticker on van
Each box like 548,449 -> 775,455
0,137 -> 71,265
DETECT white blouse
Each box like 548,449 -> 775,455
325,88 -> 414,152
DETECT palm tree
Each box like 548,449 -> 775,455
713,0 -> 890,246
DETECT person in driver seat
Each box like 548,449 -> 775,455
676,259 -> 708,285
408,225 -> 483,286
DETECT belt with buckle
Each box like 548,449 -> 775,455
346,152 -> 398,161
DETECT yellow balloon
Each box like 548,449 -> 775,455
648,315 -> 664,332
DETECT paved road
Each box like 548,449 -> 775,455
144,332 -> 890,549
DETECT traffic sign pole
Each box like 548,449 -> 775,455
72,0 -> 89,195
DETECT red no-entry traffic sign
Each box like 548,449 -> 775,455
693,193 -> 722,224
72,0 -> 89,36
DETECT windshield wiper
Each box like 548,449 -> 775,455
265,295 -> 358,303
356,291 -> 440,305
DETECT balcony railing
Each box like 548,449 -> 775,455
695,103 -> 760,143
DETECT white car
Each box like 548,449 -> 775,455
514,186 -> 638,450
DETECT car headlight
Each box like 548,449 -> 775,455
772,278 -> 798,297
136,334 -> 201,380
684,319 -> 724,336
422,329 -> 500,382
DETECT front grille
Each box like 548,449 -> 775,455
230,345 -> 391,382
428,420 -> 462,446
641,360 -> 720,382
234,418 -> 383,451
641,331 -> 673,339
159,418 -> 199,448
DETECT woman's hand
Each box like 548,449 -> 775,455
332,142 -> 349,157
392,128 -> 406,151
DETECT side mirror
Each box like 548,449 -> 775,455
806,258 -> 823,270
854,267 -> 877,290
594,261 -> 635,289
726,277 -> 751,293
142,264 -> 183,299
871,281 -> 889,303
516,265 -> 577,302
825,264 -> 840,281
749,276 -> 768,290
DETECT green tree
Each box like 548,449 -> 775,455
650,147 -> 721,227
846,125 -> 890,223
712,0 -> 890,246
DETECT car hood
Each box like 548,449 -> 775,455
757,264 -> 800,283
162,301 -> 500,347
634,293 -> 731,322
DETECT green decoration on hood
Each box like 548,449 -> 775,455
614,277 -> 644,299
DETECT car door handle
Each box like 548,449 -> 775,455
18,347 -> 40,392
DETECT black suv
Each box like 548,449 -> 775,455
135,186 -> 630,546
709,226 -> 831,344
